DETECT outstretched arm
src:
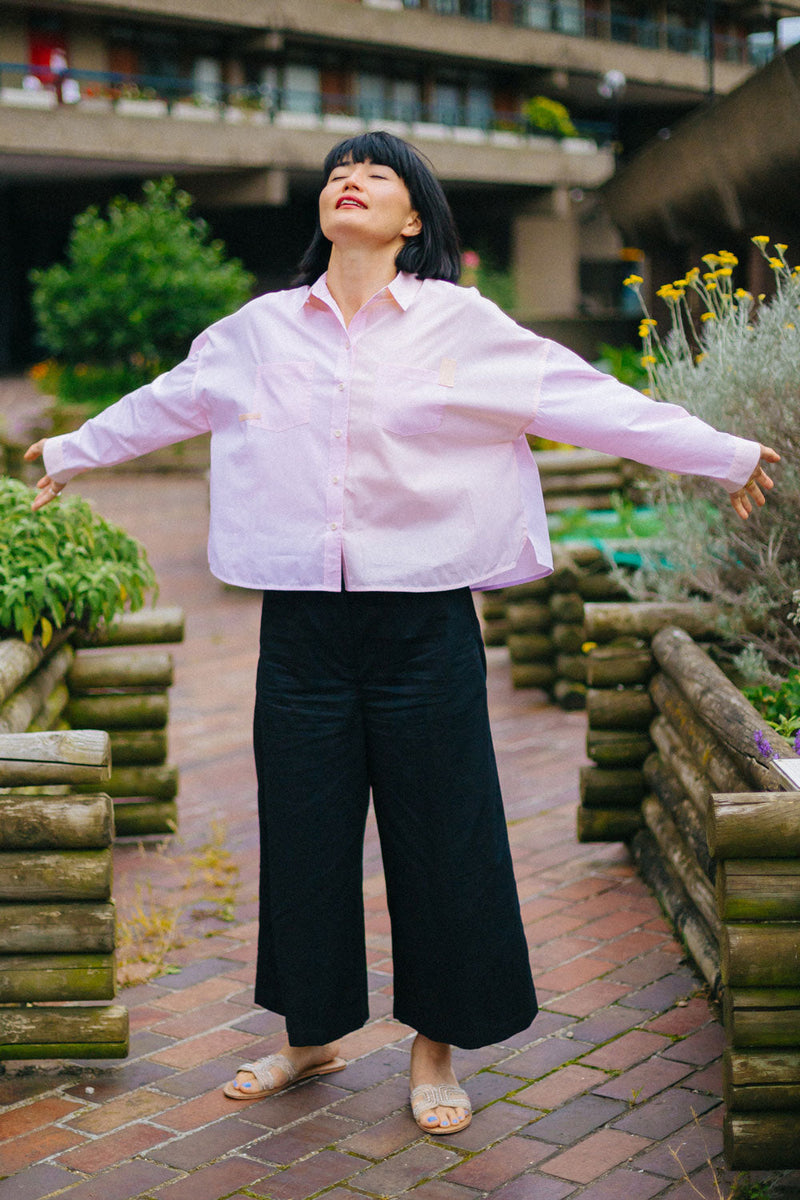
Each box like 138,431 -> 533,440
728,445 -> 780,520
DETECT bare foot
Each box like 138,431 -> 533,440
410,1032 -> 470,1131
232,1039 -> 342,1095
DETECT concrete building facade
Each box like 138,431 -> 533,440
0,0 -> 794,369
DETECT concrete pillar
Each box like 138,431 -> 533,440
512,187 -> 580,318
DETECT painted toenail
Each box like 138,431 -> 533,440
426,1115 -> 436,1124
440,1119 -> 449,1127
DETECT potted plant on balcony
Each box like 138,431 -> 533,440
522,95 -> 577,144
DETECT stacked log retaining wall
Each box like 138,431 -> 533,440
482,543 -> 632,708
0,730 -> 128,1060
578,607 -> 800,1169
67,607 -> 184,837
0,606 -> 184,838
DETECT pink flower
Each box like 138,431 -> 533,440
462,251 -> 480,269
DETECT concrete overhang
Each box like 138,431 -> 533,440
0,106 -> 614,191
601,41 -> 800,245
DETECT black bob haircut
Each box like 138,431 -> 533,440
294,130 -> 462,285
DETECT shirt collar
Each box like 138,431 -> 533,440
303,271 -> 423,313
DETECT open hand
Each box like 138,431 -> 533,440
23,439 -> 65,511
729,445 -> 780,520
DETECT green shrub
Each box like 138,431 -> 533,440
743,668 -> 800,743
29,178 -> 254,409
0,478 -> 157,644
623,242 -> 800,673
593,343 -> 650,391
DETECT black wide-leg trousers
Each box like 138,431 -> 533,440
252,585 -> 537,1049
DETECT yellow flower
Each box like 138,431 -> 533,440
640,355 -> 657,366
785,323 -> 796,330
776,243 -> 788,252
769,257 -> 783,270
685,267 -> 700,282
701,254 -> 720,267
695,352 -> 706,363
700,311 -> 716,321
705,280 -> 717,290
717,251 -> 738,265
581,641 -> 597,654
641,317 -> 657,326
734,288 -> 752,299
716,267 -> 733,277
623,274 -> 644,288
752,235 -> 769,245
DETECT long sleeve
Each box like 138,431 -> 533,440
43,336 -> 210,484
526,336 -> 760,492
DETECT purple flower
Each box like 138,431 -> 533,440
754,730 -> 778,760
795,729 -> 800,756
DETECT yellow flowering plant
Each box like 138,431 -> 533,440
623,238 -> 800,674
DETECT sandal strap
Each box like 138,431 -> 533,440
237,1053 -> 297,1091
410,1083 -> 471,1119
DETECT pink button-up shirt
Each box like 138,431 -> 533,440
44,272 -> 760,593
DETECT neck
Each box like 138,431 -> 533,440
326,244 -> 402,326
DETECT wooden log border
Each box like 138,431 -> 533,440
0,606 -> 183,1060
576,606 -> 800,1170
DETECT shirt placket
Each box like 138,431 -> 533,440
323,328 -> 355,588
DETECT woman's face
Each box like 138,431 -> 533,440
319,158 -> 421,253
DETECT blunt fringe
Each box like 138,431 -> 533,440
294,131 -> 462,285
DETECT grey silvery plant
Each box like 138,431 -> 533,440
622,241 -> 800,674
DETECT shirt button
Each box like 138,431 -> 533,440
332,475 -> 340,484
330,522 -> 338,531
334,429 -> 342,438
337,382 -> 345,391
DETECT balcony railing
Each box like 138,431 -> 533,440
396,0 -> 773,66
0,63 -> 611,146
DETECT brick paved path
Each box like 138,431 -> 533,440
2,471 -> 798,1200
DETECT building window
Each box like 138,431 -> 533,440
465,80 -> 492,128
193,57 -> 222,103
357,73 -> 385,122
357,74 -> 421,123
430,81 -> 462,125
282,64 -> 321,114
390,79 -> 421,121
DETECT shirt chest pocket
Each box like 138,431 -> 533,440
241,360 -> 314,433
371,363 -> 446,436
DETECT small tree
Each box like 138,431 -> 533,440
623,241 -> 800,675
29,178 -> 254,407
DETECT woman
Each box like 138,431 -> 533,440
26,131 -> 778,1136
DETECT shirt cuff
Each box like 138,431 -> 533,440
42,435 -> 81,485
719,439 -> 761,493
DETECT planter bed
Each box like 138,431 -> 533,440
578,605 -> 800,1170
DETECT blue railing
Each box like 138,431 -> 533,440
0,63 -> 611,142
